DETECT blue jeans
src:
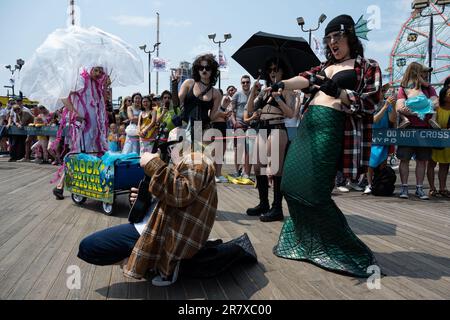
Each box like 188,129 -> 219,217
78,223 -> 140,266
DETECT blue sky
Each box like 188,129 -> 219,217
0,0 -> 413,100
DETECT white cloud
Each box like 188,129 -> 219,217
394,0 -> 412,11
164,19 -> 192,28
366,40 -> 395,54
189,36 -> 217,58
111,15 -> 156,27
189,44 -> 216,58
111,15 -> 191,28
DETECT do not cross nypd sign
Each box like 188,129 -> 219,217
372,129 -> 450,148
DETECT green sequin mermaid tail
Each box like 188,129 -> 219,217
274,106 -> 378,278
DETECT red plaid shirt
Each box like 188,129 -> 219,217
300,55 -> 382,179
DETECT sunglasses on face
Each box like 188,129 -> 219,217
268,67 -> 279,73
324,31 -> 346,44
198,66 -> 212,72
241,81 -> 250,85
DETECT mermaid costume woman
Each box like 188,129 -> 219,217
274,105 -> 377,278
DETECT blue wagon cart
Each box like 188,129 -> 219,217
64,152 -> 144,215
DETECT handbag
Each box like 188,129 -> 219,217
125,123 -> 138,137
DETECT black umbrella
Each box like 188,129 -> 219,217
232,31 -> 321,80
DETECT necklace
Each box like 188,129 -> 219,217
336,57 -> 353,64
199,80 -> 210,87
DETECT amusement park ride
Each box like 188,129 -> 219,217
389,0 -> 450,88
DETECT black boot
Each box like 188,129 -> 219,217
261,176 -> 284,222
247,175 -> 270,216
53,187 -> 64,200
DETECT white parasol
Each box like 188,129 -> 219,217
20,26 -> 144,111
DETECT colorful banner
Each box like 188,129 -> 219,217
151,57 -> 169,72
311,35 -> 325,60
64,154 -> 114,203
218,48 -> 228,72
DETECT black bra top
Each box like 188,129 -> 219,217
331,69 -> 358,91
268,94 -> 286,107
183,84 -> 214,122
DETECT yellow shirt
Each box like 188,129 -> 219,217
432,107 -> 450,163
139,111 -> 155,140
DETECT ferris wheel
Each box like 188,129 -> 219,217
389,2 -> 450,88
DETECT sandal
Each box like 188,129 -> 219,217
438,190 -> 450,198
429,189 -> 439,197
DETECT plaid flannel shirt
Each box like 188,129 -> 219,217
300,55 -> 382,179
124,153 -> 218,279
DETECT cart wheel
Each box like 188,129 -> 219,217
71,194 -> 87,205
102,202 -> 115,216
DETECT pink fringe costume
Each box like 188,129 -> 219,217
51,69 -> 110,183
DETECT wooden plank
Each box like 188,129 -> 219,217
1,159 -> 449,300
215,272 -> 247,300
180,277 -> 207,300
25,206 -> 92,299
7,205 -> 82,299
66,213 -> 110,300
167,280 -> 187,300
201,277 -> 227,300
106,266 -> 130,300
0,201 -> 77,298
44,213 -> 102,300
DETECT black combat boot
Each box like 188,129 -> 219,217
247,175 -> 270,216
260,176 -> 284,222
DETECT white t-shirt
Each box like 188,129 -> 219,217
134,198 -> 157,236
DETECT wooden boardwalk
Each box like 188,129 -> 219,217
0,157 -> 449,300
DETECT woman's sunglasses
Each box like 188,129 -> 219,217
267,67 -> 279,73
198,66 -> 212,72
324,31 -> 346,44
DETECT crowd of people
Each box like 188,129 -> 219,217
1,58 -> 450,202
1,13 -> 450,287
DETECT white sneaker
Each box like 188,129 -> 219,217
151,262 -> 180,287
347,182 -> 364,192
337,186 -> 350,193
217,176 -> 228,183
399,185 -> 409,199
32,158 -> 43,164
241,174 -> 250,180
363,185 -> 372,195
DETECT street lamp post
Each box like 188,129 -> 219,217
297,14 -> 327,46
4,59 -> 25,97
140,43 -> 161,94
412,0 -> 449,83
208,33 -> 232,90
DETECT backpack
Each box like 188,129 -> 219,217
372,165 -> 397,197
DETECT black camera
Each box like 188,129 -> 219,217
128,124 -> 183,224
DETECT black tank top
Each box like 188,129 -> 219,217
183,84 -> 214,125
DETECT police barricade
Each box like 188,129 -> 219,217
372,129 -> 450,148
0,125 -> 67,137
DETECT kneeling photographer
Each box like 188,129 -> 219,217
78,128 -> 218,286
